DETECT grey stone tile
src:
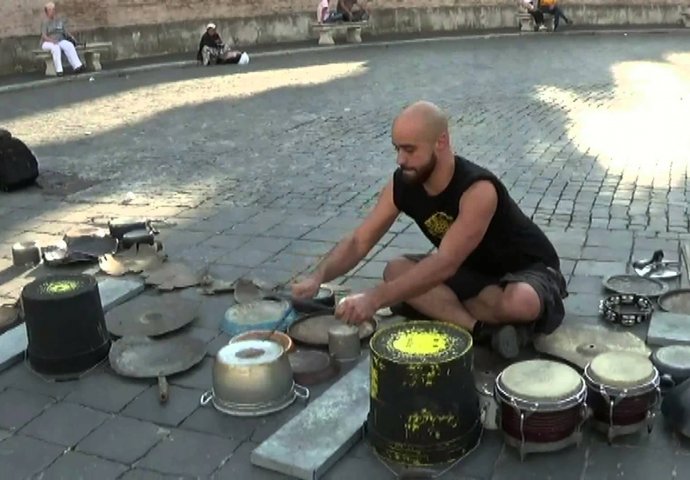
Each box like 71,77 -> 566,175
0,434 -> 65,479
564,293 -> 604,317
586,229 -> 634,247
263,253 -> 318,273
246,267 -> 300,287
137,429 -> 238,476
449,430 -> 503,479
215,245 -> 276,268
119,468 -> 192,480
284,240 -> 335,257
20,402 -> 108,446
554,242 -> 583,260
581,246 -> 631,262
244,236 -> 292,254
322,453 -> 393,480
492,442 -> 586,480
121,385 -> 202,427
303,227 -> 352,243
567,276 -> 605,295
77,416 -> 166,464
264,223 -> 315,239
353,261 -> 386,279
212,441 -> 291,479
38,451 -> 128,480
0,387 -> 53,431
169,356 -> 213,390
180,407 -> 257,443
1,363 -> 77,399
206,333 -> 232,357
64,367 -> 150,412
200,233 -> 251,250
158,230 -> 215,253
370,246 -> 413,262
389,232 -> 431,250
574,260 -> 627,277
583,441 -> 690,479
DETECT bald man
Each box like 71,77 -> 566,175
292,101 -> 567,359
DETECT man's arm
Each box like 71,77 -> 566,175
309,180 -> 400,284
371,180 -> 498,308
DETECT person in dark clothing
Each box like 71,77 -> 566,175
290,101 -> 568,359
336,0 -> 370,22
196,23 -> 247,66
539,0 -> 572,31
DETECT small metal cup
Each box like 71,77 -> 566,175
328,324 -> 361,362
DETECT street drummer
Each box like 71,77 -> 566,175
291,100 -> 568,359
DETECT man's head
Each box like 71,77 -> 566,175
206,23 -> 216,35
44,2 -> 56,18
392,101 -> 451,185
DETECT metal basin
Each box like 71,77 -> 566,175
211,339 -> 294,406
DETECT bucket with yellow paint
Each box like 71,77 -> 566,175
21,274 -> 111,377
366,321 -> 481,466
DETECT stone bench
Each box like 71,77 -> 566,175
682,9 -> 690,28
517,12 -> 554,32
310,21 -> 369,45
31,41 -> 113,77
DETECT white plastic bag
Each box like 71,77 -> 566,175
238,52 -> 250,65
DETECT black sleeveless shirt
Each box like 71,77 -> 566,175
392,155 -> 560,275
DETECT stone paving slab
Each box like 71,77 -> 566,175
0,32 -> 689,479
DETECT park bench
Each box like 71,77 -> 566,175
682,8 -> 690,28
310,21 -> 369,45
31,41 -> 113,77
516,12 -> 554,32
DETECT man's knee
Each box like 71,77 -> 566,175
382,257 -> 415,281
497,283 -> 541,322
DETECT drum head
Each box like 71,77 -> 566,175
369,320 -> 472,364
587,351 -> 655,388
652,345 -> 690,382
498,360 -> 582,403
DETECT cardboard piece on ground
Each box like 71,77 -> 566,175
534,323 -> 651,369
251,357 -> 370,480
647,311 -> 690,347
0,276 -> 145,372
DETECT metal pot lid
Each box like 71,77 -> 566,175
288,349 -> 340,386
217,339 -> 284,366
288,312 -> 377,347
602,274 -> 669,297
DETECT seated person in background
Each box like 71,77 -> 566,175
539,0 -> 572,31
40,2 -> 85,77
317,0 -> 344,23
519,0 -> 546,31
197,23 -> 249,66
337,0 -> 370,22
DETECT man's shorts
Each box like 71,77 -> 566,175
402,254 -> 568,334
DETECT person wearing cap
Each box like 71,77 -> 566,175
40,2 -> 85,76
196,23 -> 248,66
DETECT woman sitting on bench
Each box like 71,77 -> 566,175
196,23 -> 249,66
40,2 -> 85,77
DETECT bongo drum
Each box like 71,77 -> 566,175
584,351 -> 660,443
494,359 -> 587,460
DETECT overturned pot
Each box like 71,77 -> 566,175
201,339 -> 309,416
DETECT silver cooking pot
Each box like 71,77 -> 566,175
200,339 -> 309,416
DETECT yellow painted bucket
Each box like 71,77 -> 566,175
366,320 -> 481,466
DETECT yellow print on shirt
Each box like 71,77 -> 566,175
423,212 -> 455,239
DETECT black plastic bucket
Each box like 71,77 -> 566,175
22,274 -> 111,376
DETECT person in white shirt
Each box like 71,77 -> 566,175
40,2 -> 85,77
519,0 -> 546,31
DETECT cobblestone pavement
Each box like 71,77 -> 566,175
1,32 -> 690,479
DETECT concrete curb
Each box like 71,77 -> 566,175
1,26 -> 688,95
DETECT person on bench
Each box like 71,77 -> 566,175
197,23 -> 249,66
337,0 -> 370,22
40,2 -> 85,77
539,0 -> 572,31
317,0 -> 344,23
520,0 -> 546,31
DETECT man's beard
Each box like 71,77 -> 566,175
398,153 -> 437,185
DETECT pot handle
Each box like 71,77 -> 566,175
295,384 -> 310,403
200,390 -> 213,406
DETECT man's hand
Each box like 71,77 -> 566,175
335,290 -> 379,325
291,276 -> 322,300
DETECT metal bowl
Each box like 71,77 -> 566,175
229,330 -> 295,353
211,339 -> 294,406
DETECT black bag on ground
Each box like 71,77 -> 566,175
0,132 -> 39,192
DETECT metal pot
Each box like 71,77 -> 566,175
201,339 -> 309,416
